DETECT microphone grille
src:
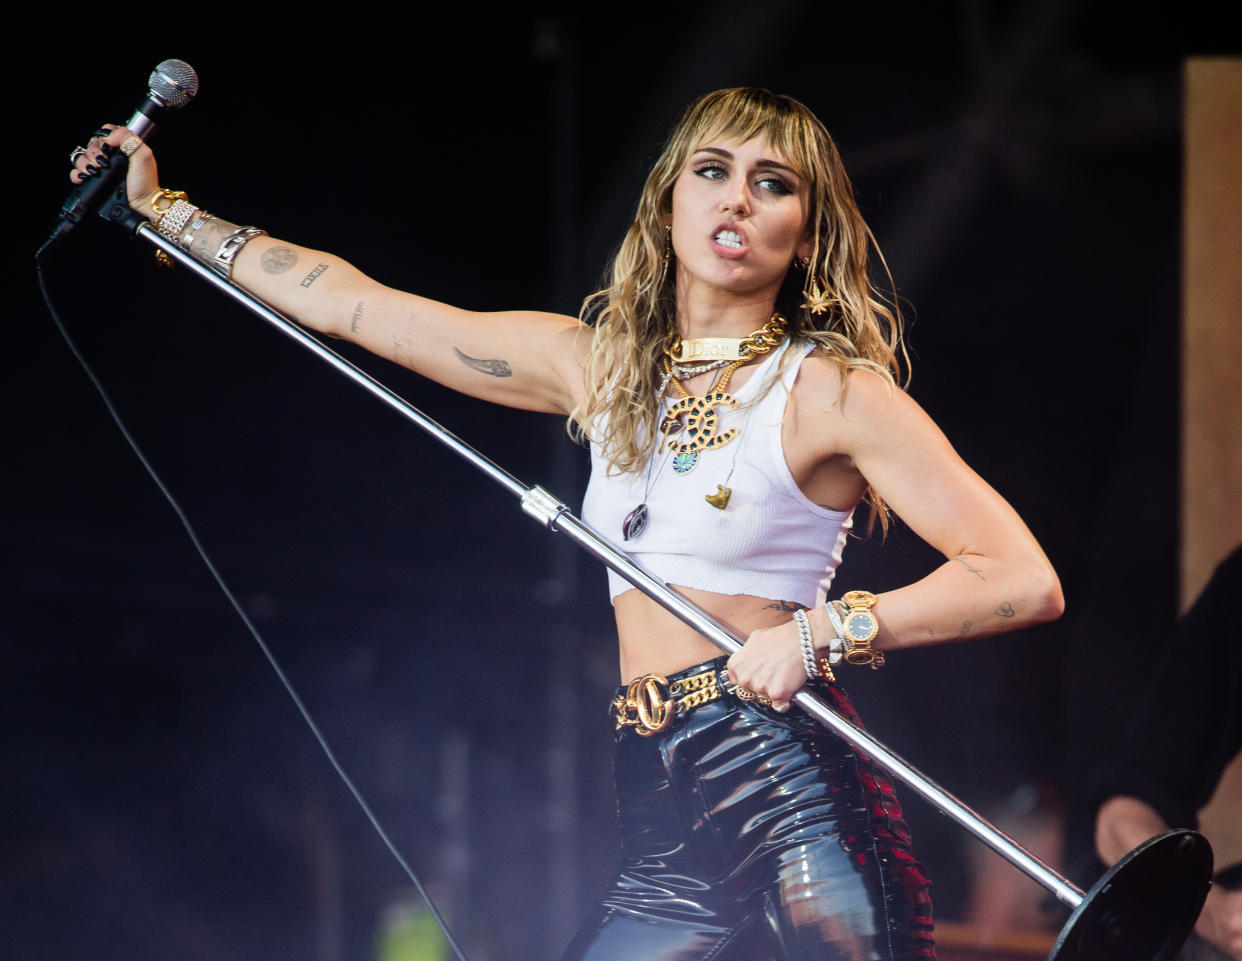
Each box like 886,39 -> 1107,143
148,59 -> 199,110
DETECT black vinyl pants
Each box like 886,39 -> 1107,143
561,657 -> 936,961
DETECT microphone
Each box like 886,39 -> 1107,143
47,59 -> 198,246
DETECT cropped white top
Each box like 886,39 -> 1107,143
581,340 -> 853,607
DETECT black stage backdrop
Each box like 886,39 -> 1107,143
10,5 -> 1233,960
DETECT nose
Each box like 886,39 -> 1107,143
720,180 -> 750,218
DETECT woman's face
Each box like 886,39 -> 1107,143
669,133 -> 812,306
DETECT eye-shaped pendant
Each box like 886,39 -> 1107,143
622,503 -> 649,541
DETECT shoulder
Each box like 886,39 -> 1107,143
789,348 -> 904,422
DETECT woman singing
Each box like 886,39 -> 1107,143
72,87 -> 1063,960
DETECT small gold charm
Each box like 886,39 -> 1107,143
705,484 -> 731,510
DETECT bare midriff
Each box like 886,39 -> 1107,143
613,584 -> 797,682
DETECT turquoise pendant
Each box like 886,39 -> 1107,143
672,451 -> 699,474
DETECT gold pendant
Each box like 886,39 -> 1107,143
705,485 -> 731,510
665,391 -> 739,455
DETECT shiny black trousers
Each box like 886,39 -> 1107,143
561,657 -> 935,961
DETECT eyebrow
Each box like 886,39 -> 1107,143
693,147 -> 799,176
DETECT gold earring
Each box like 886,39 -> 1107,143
661,224 -> 672,282
800,257 -> 833,316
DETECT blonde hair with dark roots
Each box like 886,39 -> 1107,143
572,87 -> 908,533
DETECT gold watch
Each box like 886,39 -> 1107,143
841,590 -> 886,668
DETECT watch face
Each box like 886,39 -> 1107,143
846,612 -> 878,643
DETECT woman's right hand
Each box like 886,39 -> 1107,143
69,125 -> 161,221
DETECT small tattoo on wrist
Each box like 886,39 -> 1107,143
262,246 -> 298,274
350,301 -> 365,333
764,600 -> 805,612
995,602 -> 1015,618
454,346 -> 512,377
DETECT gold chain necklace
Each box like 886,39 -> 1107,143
660,312 -> 789,470
665,312 -> 789,364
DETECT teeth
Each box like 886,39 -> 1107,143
715,230 -> 742,248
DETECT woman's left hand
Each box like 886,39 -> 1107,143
726,621 -> 807,712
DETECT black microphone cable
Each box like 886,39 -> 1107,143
33,251 -> 473,961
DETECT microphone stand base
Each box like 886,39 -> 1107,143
1048,829 -> 1212,961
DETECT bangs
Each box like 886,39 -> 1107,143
685,89 -> 820,181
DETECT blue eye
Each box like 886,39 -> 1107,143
759,176 -> 793,195
694,163 -> 726,180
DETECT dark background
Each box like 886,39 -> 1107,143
10,4 -> 1235,959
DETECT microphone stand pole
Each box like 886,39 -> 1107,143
125,223 -> 1212,961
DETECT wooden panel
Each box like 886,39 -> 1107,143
1181,58 -> 1242,607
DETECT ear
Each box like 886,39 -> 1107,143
796,222 -> 813,263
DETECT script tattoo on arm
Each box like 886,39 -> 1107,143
957,619 -> 973,638
995,602 -> 1016,618
262,246 -> 298,274
764,600 -> 805,612
300,263 -> 329,288
453,347 -> 512,378
954,557 -> 986,580
350,301 -> 365,334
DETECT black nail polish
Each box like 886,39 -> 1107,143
96,155 -> 111,169
84,163 -> 98,175
99,142 -> 113,156
90,128 -> 109,140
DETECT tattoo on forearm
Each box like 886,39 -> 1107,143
957,619 -> 973,637
764,600 -> 805,612
454,346 -> 512,378
300,263 -> 329,288
350,301 -> 365,334
262,246 -> 298,274
954,557 -> 986,580
393,335 -> 412,366
189,219 -> 230,258
995,602 -> 1015,618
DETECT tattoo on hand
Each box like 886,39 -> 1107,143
454,346 -> 512,378
954,557 -> 986,580
995,602 -> 1015,618
262,247 -> 298,274
764,600 -> 805,612
300,263 -> 329,288
350,301 -> 365,334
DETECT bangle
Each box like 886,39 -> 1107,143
793,609 -> 817,681
823,600 -> 847,660
156,198 -> 198,243
211,226 -> 268,278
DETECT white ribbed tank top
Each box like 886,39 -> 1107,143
582,340 -> 853,607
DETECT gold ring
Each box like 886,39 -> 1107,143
734,687 -> 757,701
120,136 -> 142,157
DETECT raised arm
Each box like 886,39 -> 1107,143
73,127 -> 587,415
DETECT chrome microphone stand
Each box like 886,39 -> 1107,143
121,222 -> 1213,961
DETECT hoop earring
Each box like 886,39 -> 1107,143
661,224 -> 673,284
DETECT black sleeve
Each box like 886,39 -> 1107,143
1086,546 -> 1242,829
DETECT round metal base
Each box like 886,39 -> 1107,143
1049,830 -> 1213,961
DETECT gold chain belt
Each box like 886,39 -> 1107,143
611,668 -> 724,737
